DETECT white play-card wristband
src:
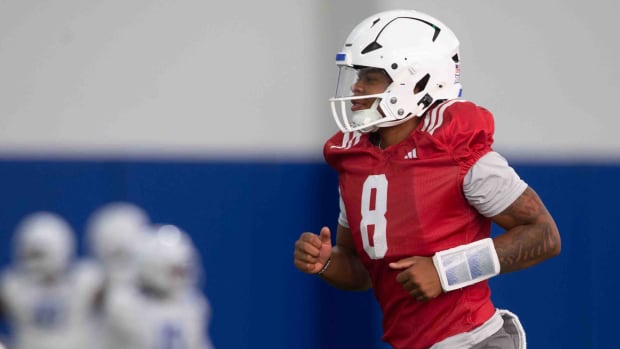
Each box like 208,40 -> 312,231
432,238 -> 501,292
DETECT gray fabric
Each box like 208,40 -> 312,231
500,310 -> 527,349
463,151 -> 527,218
430,311 -> 504,349
471,327 -> 515,349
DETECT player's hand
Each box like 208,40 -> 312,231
389,256 -> 442,302
294,226 -> 332,274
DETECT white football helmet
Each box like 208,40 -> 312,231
330,9 -> 462,133
137,224 -> 198,296
85,202 -> 150,277
13,211 -> 75,279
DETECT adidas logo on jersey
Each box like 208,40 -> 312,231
404,147 -> 417,159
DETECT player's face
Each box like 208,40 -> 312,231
21,247 -> 57,277
350,68 -> 391,111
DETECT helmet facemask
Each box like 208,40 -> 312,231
330,66 -> 390,133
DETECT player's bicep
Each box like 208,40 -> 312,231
491,187 -> 549,229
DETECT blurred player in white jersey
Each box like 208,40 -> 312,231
0,211 -> 104,349
84,202 -> 152,349
104,224 -> 214,349
85,201 -> 151,289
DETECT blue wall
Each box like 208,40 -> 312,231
0,159 -> 614,348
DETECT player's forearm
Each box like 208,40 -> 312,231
491,187 -> 561,273
319,246 -> 372,291
493,218 -> 561,273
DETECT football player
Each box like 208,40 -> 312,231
84,202 -> 152,349
0,211 -> 104,349
103,224 -> 214,349
85,201 -> 151,288
293,9 -> 561,349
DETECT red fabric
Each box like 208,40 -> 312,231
323,100 -> 497,349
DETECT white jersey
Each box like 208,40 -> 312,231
104,285 -> 214,349
0,260 -> 104,349
91,257 -> 139,349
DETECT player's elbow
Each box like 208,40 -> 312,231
546,225 -> 562,259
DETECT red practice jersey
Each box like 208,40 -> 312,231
324,99 -> 497,349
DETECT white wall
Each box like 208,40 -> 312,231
0,0 -> 327,159
0,0 -> 618,161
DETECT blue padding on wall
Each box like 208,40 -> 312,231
0,160 -> 131,257
0,159 -> 616,348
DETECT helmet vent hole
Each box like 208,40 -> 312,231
361,41 -> 383,54
414,74 -> 430,93
391,63 -> 398,70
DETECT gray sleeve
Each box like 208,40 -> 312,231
463,151 -> 528,217
337,188 -> 350,228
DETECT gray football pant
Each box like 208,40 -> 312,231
471,327 -> 515,349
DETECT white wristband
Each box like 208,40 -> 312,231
432,238 -> 500,292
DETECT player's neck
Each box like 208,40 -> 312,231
377,117 -> 421,149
